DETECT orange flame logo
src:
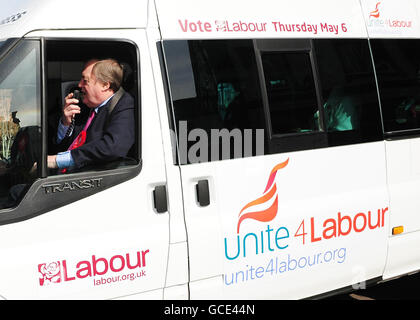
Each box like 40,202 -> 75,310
369,2 -> 381,18
237,158 -> 289,233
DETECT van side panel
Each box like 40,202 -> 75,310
161,34 -> 388,298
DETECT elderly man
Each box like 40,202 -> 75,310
49,59 -> 135,171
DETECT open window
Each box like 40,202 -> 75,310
45,39 -> 140,171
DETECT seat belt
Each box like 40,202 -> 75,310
106,87 -> 126,127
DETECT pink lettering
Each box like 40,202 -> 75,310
178,19 -> 212,32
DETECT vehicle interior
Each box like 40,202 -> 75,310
45,39 -> 139,163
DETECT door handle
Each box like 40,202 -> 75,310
153,185 -> 168,213
196,180 -> 210,207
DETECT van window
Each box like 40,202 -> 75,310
46,40 -> 139,172
163,40 -> 266,164
261,51 -> 319,135
314,39 -> 383,144
370,39 -> 420,133
256,39 -> 382,154
164,39 -> 382,162
0,40 -> 41,209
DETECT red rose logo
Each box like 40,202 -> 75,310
39,262 -> 61,286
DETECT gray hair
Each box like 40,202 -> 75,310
92,59 -> 123,92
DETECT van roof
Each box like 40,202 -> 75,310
1,0 -> 420,40
155,0 -> 420,39
0,0 -> 149,39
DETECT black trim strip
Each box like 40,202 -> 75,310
157,41 -> 179,165
384,129 -> 420,141
40,37 -> 48,178
309,39 -> 326,132
253,39 -> 273,140
0,163 -> 142,226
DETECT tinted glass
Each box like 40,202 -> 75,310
164,40 -> 266,164
0,40 -> 41,209
0,38 -> 17,60
314,39 -> 383,143
370,39 -> 420,133
261,51 -> 319,135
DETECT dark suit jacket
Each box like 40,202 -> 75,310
55,91 -> 135,169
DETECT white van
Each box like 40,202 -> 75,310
0,0 -> 419,300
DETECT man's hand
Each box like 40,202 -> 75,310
30,162 -> 37,175
62,92 -> 81,126
31,155 -> 59,173
47,155 -> 58,169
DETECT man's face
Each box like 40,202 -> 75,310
78,62 -> 106,108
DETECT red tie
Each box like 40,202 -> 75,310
61,110 -> 95,173
68,110 -> 96,150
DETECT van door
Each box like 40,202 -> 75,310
162,38 -> 389,299
0,30 -> 170,299
370,39 -> 420,279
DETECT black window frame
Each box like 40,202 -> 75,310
254,39 -> 328,154
0,36 -> 142,226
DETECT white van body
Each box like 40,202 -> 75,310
0,0 -> 418,299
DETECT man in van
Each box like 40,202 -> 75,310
48,58 -> 135,171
